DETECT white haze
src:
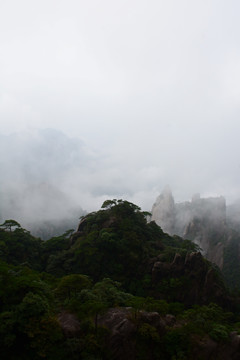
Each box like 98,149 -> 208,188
1,0 -> 240,227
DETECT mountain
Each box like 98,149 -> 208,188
0,198 -> 240,359
0,129 -> 88,238
42,199 -> 231,307
0,182 -> 84,239
151,188 -> 240,289
151,187 -> 226,258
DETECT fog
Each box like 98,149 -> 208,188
1,1 -> 240,231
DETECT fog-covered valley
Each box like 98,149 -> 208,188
1,128 -> 240,241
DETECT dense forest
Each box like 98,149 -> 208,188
1,199 -> 240,359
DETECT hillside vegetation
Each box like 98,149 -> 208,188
0,199 -> 240,359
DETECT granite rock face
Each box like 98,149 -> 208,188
151,251 -> 230,308
151,186 -> 175,235
58,308 -> 240,360
151,188 -> 227,268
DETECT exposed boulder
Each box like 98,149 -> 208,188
98,308 -> 167,360
58,307 -> 240,360
191,332 -> 240,360
57,311 -> 81,337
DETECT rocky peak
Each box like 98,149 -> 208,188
151,186 -> 175,234
151,190 -> 227,268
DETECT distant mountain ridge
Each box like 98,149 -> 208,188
0,129 -> 88,238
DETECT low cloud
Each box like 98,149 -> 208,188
1,128 -> 240,235
1,2 -> 240,227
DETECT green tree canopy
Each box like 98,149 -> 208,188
0,220 -> 21,232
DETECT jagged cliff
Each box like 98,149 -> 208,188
151,188 -> 240,288
151,188 -> 226,249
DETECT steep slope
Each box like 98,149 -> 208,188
151,188 -> 226,255
43,199 -> 231,308
151,188 -> 240,289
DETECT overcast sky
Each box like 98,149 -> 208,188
1,0 -> 240,213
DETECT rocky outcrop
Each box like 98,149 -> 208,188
152,251 -> 230,308
59,307 -> 240,360
99,308 -> 142,360
151,186 -> 175,235
151,189 -> 227,268
98,308 -> 171,360
99,307 -> 240,359
58,304 -> 240,360
191,332 -> 240,360
151,189 -> 240,289
58,311 -> 81,337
